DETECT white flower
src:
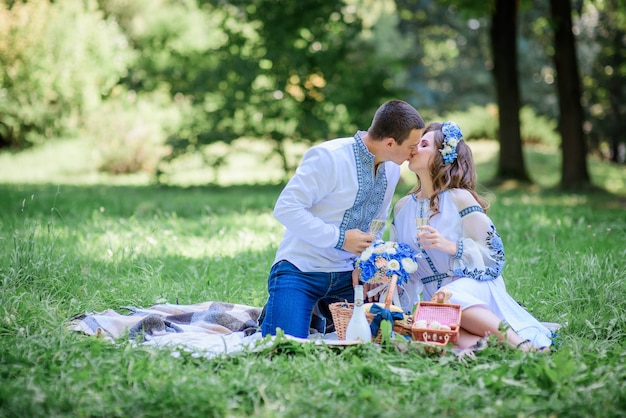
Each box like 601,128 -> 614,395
401,258 -> 418,273
373,245 -> 386,255
360,246 -> 374,261
440,121 -> 463,164
387,259 -> 401,271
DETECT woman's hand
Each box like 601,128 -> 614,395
417,225 -> 457,256
351,269 -> 360,287
363,283 -> 381,302
352,269 -> 381,302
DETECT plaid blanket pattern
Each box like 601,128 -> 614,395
70,301 -> 262,341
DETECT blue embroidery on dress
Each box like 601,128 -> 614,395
335,133 -> 388,250
454,239 -> 463,259
453,224 -> 504,281
459,205 -> 484,217
421,273 -> 448,288
419,244 -> 448,288
423,249 -> 438,273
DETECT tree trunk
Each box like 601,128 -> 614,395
490,0 -> 530,182
549,0 -> 591,189
608,27 -> 625,164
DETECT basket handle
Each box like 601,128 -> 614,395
431,286 -> 452,304
383,274 -> 398,309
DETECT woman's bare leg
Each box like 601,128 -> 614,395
460,306 -> 534,351
457,328 -> 484,349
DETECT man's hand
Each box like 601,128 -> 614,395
343,229 -> 375,256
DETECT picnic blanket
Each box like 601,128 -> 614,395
69,301 -> 270,357
69,301 -> 354,358
70,301 -> 262,339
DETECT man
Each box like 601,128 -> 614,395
261,100 -> 424,338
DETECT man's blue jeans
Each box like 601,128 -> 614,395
260,260 -> 354,338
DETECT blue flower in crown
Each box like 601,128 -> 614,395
440,121 -> 463,164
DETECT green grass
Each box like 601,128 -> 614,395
1,141 -> 626,417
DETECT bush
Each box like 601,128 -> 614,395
520,106 -> 560,147
87,88 -> 191,175
0,0 -> 132,148
443,105 -> 499,140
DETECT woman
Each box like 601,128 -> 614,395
391,121 -> 553,351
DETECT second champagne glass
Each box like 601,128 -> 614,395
368,219 -> 386,236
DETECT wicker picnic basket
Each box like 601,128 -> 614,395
410,301 -> 461,345
329,281 -> 411,342
329,302 -> 412,342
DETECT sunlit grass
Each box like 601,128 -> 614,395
1,138 -> 626,417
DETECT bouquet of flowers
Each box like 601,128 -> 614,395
356,240 -> 419,285
355,240 -> 420,343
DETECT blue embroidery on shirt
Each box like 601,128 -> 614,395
336,229 -> 346,251
335,133 -> 388,249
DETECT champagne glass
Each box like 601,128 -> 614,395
415,217 -> 428,245
368,219 -> 386,236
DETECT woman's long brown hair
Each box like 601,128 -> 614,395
410,122 -> 490,216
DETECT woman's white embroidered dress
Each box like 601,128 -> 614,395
392,189 -> 552,347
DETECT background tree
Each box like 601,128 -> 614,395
490,0 -> 530,182
395,0 -> 495,116
549,0 -> 590,189
203,0 -> 412,176
396,0 -> 532,183
580,0 -> 626,164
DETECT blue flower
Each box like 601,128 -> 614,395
440,121 -> 463,164
356,240 -> 420,285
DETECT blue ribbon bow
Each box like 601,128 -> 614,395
369,304 -> 404,336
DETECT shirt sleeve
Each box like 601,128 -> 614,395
272,146 -> 343,249
449,189 -> 505,281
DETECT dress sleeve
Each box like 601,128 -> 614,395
449,189 -> 505,281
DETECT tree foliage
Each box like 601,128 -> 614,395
0,0 -> 131,147
579,0 -> 626,163
0,0 -> 624,185
395,0 -> 494,115
97,0 -> 413,179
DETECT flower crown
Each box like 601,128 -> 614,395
440,121 -> 463,164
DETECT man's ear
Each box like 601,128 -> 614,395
385,137 -> 396,148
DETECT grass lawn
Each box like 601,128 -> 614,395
1,139 -> 625,417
